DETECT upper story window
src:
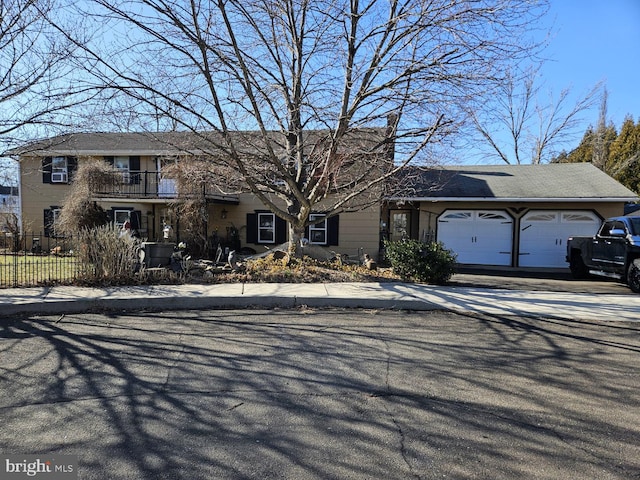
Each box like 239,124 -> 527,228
42,156 -> 76,184
104,155 -> 141,185
113,156 -> 130,183
51,157 -> 68,183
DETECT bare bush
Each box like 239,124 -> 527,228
57,159 -> 118,233
75,225 -> 141,284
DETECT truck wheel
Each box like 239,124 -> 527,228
627,259 -> 640,293
569,252 -> 589,279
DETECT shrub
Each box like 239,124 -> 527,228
384,239 -> 457,284
75,225 -> 141,284
57,160 -> 117,234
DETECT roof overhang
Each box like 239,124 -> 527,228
16,149 -> 196,158
91,195 -> 240,205
386,197 -> 638,203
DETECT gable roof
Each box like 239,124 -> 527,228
390,164 -> 638,203
6,129 -> 389,157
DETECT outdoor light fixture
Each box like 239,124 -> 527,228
221,208 -> 228,219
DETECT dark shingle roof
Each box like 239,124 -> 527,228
6,129 -> 388,157
6,132 -> 233,156
391,164 -> 637,202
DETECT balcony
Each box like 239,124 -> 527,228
90,171 -> 238,203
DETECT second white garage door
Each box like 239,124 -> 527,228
518,210 -> 601,268
437,210 -> 513,266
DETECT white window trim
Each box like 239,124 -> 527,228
308,214 -> 327,245
258,212 -> 276,244
113,209 -> 131,229
51,157 -> 68,183
113,156 -> 131,183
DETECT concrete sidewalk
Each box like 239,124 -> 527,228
1,282 -> 640,321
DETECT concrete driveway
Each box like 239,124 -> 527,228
451,268 -> 634,294
1,309 -> 638,479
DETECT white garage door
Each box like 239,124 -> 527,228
437,210 -> 513,266
518,210 -> 601,268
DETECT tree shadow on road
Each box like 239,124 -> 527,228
0,309 -> 639,479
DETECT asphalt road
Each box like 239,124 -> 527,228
1,309 -> 639,479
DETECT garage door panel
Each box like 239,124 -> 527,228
519,210 -> 600,268
438,210 -> 512,266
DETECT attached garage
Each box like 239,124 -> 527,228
386,164 -> 637,270
518,210 -> 601,268
437,210 -> 513,266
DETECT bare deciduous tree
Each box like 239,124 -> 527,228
591,88 -> 609,171
69,0 -> 547,254
468,65 -> 602,164
0,0 -> 90,186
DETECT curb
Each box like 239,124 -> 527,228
0,294 -> 440,318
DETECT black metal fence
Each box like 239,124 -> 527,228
0,232 -> 82,288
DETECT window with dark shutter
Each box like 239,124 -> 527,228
67,157 -> 77,183
327,215 -> 339,246
50,157 -> 69,183
246,213 -> 258,243
304,214 -> 339,246
308,214 -> 327,245
111,207 -> 134,228
129,156 -> 141,184
42,157 -> 52,183
44,207 -> 61,237
247,211 -> 288,245
257,212 -> 276,243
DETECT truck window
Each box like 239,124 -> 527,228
598,221 -> 616,236
612,221 -> 626,233
630,218 -> 640,236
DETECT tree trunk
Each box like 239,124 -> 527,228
288,219 -> 307,259
285,197 -> 310,259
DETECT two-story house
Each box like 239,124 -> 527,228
12,131 -> 638,270
11,131 -> 383,258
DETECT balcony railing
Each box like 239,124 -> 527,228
91,171 -> 237,202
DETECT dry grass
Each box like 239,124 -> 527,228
1,246 -> 401,288
194,255 -> 401,284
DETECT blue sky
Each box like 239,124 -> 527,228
539,0 -> 640,129
3,0 -> 639,179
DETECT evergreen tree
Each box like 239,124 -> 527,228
552,115 -> 640,194
561,127 -> 595,164
608,116 -> 640,193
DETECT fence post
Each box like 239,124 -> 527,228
12,234 -> 19,287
